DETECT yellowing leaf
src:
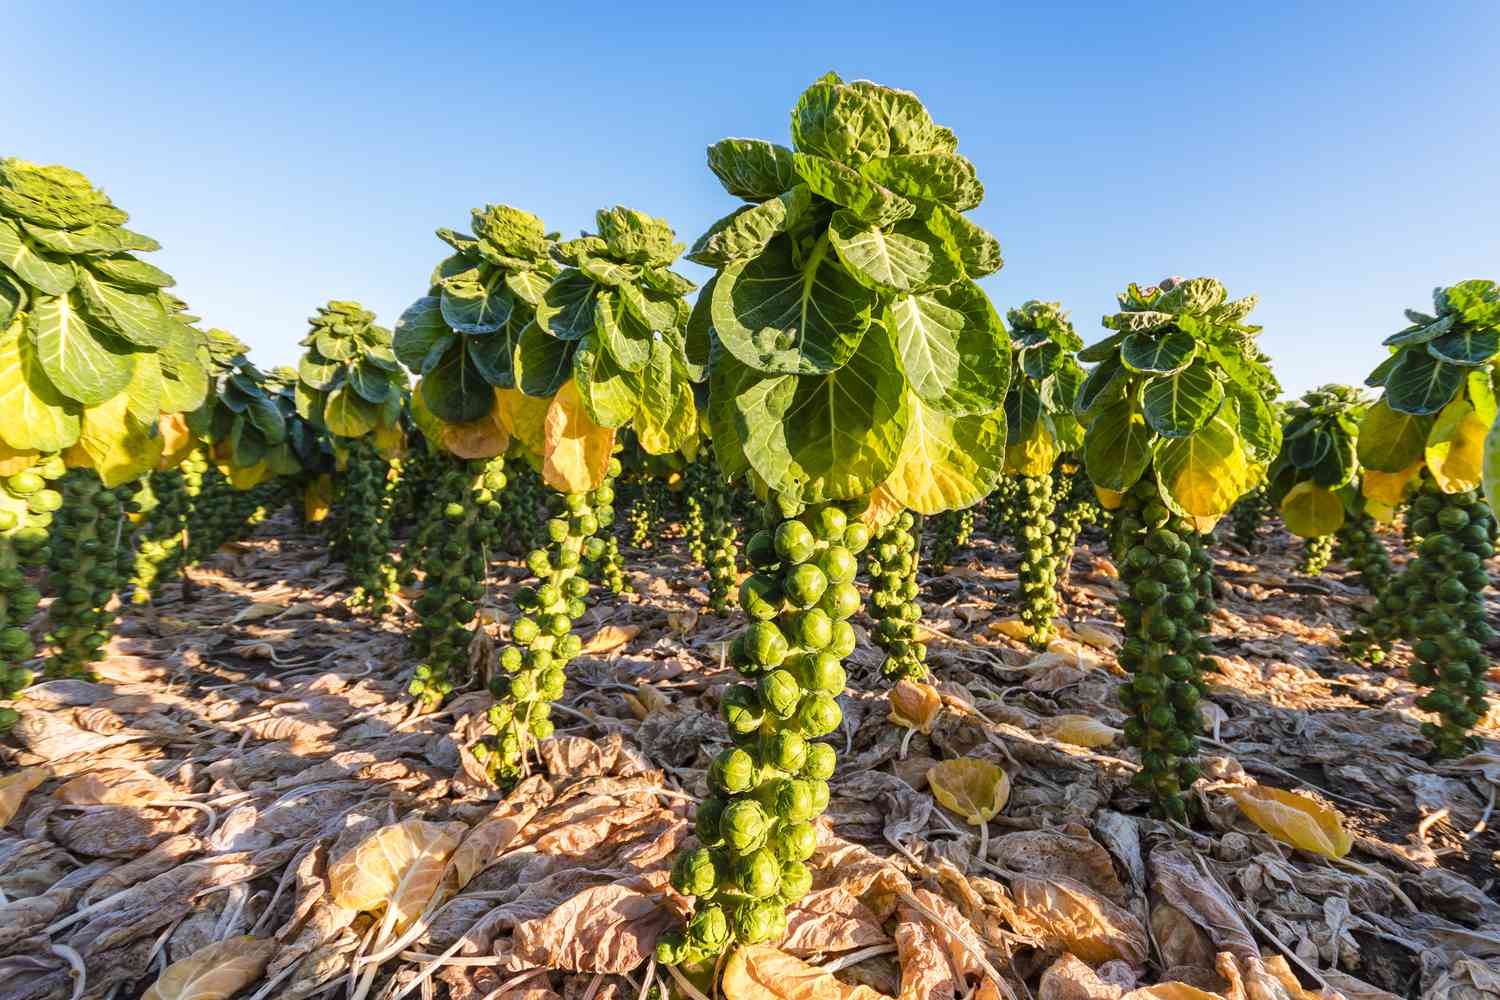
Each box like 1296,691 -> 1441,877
1426,397 -> 1487,493
0,766 -> 49,827
927,758 -> 1010,825
72,393 -> 162,487
142,935 -> 275,1000
1041,714 -> 1119,748
1094,486 -> 1125,510
1365,499 -> 1397,524
371,421 -> 405,460
1229,785 -> 1352,859
1278,481 -> 1344,538
883,396 -> 1005,514
156,412 -> 195,469
440,410 -> 509,459
1158,413 -> 1255,517
542,380 -> 614,493
495,387 -> 549,459
303,473 -> 333,523
1003,417 -> 1057,477
329,818 -> 465,932
722,945 -> 892,1000
227,461 -> 272,490
581,624 -> 641,655
1362,462 -> 1420,506
0,440 -> 39,478
888,679 -> 942,733
859,482 -> 905,530
1486,410 -> 1500,525
988,618 -> 1032,642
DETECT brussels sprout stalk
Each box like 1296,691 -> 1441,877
703,474 -> 740,612
130,469 -> 190,603
1297,533 -> 1335,575
659,492 -> 862,965
869,512 -> 925,681
0,454 -> 65,720
45,471 -> 138,679
1015,473 -> 1059,647
1229,485 -> 1268,550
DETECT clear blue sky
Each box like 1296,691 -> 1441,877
10,2 -> 1498,398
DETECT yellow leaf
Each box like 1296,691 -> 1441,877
859,482 -> 905,530
1003,419 -> 1057,477
329,818 -> 465,932
156,413 -> 195,470
927,758 -> 1010,826
227,461 -> 272,490
75,393 -> 163,487
371,422 -> 405,460
988,618 -> 1032,642
495,387 -> 550,459
230,601 -> 289,624
440,411 -> 509,459
1362,462 -> 1421,506
1365,499 -> 1397,524
581,624 -> 641,655
0,766 -> 49,827
543,381 -> 614,493
142,935 -> 276,1000
1041,714 -> 1120,748
1486,410 -> 1500,525
722,945 -> 893,1000
1426,397 -> 1487,493
1094,486 -> 1125,510
888,679 -> 942,733
303,473 -> 333,522
1278,481 -> 1344,538
1229,784 -> 1352,859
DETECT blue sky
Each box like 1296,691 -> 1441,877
9,2 -> 1498,397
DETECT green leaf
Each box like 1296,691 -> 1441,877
1428,326 -> 1500,367
440,268 -> 513,334
635,339 -> 695,454
393,296 -> 450,373
733,319 -> 909,502
19,221 -> 158,255
860,153 -> 983,212
595,290 -> 652,373
505,270 -> 550,307
1075,354 -> 1125,415
1020,342 -> 1063,380
1083,399 -> 1151,492
1223,380 -> 1280,464
712,235 -> 874,375
883,394 -> 1006,514
1308,432 -> 1356,489
246,395 -> 288,443
1384,347 -> 1464,415
298,352 -> 341,391
0,219 -> 76,295
467,322 -> 520,389
75,271 -> 171,347
1384,313 -> 1454,348
923,205 -> 1002,279
1120,329 -> 1196,374
792,153 -> 913,227
0,273 -> 21,329
28,293 -> 134,405
687,187 -> 811,268
1287,427 -> 1331,468
535,269 -> 598,342
123,349 -> 161,425
573,334 -> 640,428
579,255 -> 642,287
790,78 -> 890,166
683,275 -> 714,384
349,359 -> 394,404
828,209 -> 962,294
707,343 -> 754,480
707,139 -> 800,201
420,343 -> 493,424
618,280 -> 681,333
1141,359 -> 1223,438
1154,409 -> 1257,518
514,320 -> 577,397
1076,335 -> 1122,364
1280,481 -> 1344,538
1357,399 -> 1432,472
887,280 -> 1009,416
0,321 -> 80,451
86,255 -> 174,289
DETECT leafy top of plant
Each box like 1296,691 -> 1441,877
1003,300 -> 1084,475
295,300 -> 404,440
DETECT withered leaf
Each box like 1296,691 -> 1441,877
329,818 -> 465,931
0,766 -> 49,826
723,944 -> 893,1000
1228,785 -> 1352,859
927,759 -> 1010,825
142,934 -> 275,1000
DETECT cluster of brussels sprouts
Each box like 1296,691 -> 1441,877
1401,482 -> 1494,757
340,439 -> 397,614
44,472 -> 137,679
388,440 -> 437,533
659,494 -> 861,964
184,457 -> 239,564
702,478 -> 739,613
477,463 -> 616,781
406,455 -> 497,706
867,511 -> 925,681
986,479 -> 1019,539
625,475 -> 666,550
588,529 -> 630,596
0,455 -> 64,712
129,469 -> 190,603
494,462 -> 547,556
1229,485 -> 1269,550
1050,465 -> 1099,583
924,508 -> 972,574
1111,479 -> 1213,821
1014,474 -> 1060,648
1335,513 -> 1393,597
1298,534 -> 1336,576
684,463 -> 708,566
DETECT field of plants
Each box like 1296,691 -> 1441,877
1,74 -> 1498,1000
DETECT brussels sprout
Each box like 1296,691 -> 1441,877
765,730 -> 808,772
713,747 -> 758,794
720,799 -> 771,852
735,848 -> 782,898
758,670 -> 804,720
722,684 -> 765,736
778,860 -> 813,903
774,521 -> 815,564
687,903 -> 732,951
731,898 -> 786,945
671,847 -> 722,897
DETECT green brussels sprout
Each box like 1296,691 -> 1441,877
722,684 -> 765,736
720,799 -> 771,852
671,847 -> 722,897
778,860 -> 813,903
758,670 -> 804,720
769,820 -> 818,862
740,574 -> 783,621
695,796 -> 727,846
785,564 -> 829,609
743,621 -> 790,670
731,898 -> 785,945
735,848 -> 782,898
795,692 -> 842,737
765,730 -> 808,772
687,903 -> 732,951
712,747 -> 758,794
774,521 -> 815,564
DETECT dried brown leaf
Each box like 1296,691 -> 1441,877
1012,875 -> 1148,965
0,766 -> 48,827
507,872 -> 682,973
723,944 -> 894,1000
329,818 -> 464,932
1040,715 -> 1119,749
889,680 -> 943,733
142,934 -> 275,1000
581,624 -> 642,655
55,768 -> 176,806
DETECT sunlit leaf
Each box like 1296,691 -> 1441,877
1228,785 -> 1352,859
927,758 -> 1010,825
142,935 -> 276,1000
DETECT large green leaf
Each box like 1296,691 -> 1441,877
19,220 -> 158,255
1384,347 -> 1464,415
298,353 -> 340,391
707,343 -> 755,480
0,273 -> 21,329
535,269 -> 598,341
923,205 -> 1001,279
791,153 -> 913,227
1120,329 -> 1196,374
75,270 -> 171,347
860,153 -> 983,212
712,235 -> 874,375
349,359 -> 394,404
0,321 -> 79,451
246,395 -> 288,444
1082,399 -> 1151,491
1075,354 -> 1125,415
707,139 -> 799,201
440,268 -> 513,334
314,329 -> 354,361
634,339 -> 695,454
1154,409 -> 1257,517
322,384 -> 378,438
1428,326 -> 1500,367
467,321 -> 521,389
886,279 -> 1008,415
734,320 -> 909,502
1357,398 -> 1431,472
1287,427 -> 1331,468
688,188 -> 811,268
594,290 -> 652,373
514,321 -> 577,397
1223,380 -> 1280,464
124,349 -> 161,424
1385,313 -> 1454,347
828,209 -> 962,294
883,394 -> 1005,514
683,275 -> 714,384
393,296 -> 450,373
0,219 -> 76,296
421,343 -> 493,423
28,293 -> 134,405
618,281 -> 681,335
848,81 -> 947,155
573,334 -> 640,428
1141,359 -> 1223,438
87,255 -> 173,289
505,271 -> 550,307
790,78 -> 890,166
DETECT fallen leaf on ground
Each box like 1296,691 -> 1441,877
723,944 -> 893,1000
889,680 -> 942,733
927,759 -> 1009,825
329,818 -> 465,932
1228,785 -> 1351,859
0,766 -> 48,826
582,624 -> 642,655
143,934 -> 276,1000
1040,715 -> 1120,749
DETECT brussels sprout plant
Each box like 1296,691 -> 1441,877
660,71 -> 1010,964
1077,277 -> 1281,820
1266,385 -> 1369,577
1354,280 -> 1499,755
